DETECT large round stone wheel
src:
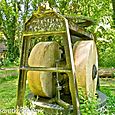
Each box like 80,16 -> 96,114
73,40 -> 98,97
27,42 -> 60,98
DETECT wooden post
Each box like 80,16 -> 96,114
63,18 -> 80,115
16,37 -> 30,107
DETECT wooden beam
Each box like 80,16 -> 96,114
20,66 -> 71,73
99,68 -> 115,78
23,31 -> 66,37
69,25 -> 93,40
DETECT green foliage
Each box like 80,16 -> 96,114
78,90 -> 98,114
96,25 -> 115,67
31,0 -> 114,68
0,0 -> 114,67
0,0 -> 19,62
100,82 -> 115,114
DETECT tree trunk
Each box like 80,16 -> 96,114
98,68 -> 115,77
112,0 -> 115,26
4,1 -> 19,62
7,38 -> 15,62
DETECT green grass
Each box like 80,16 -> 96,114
100,87 -> 115,114
0,76 -> 18,109
0,74 -> 115,114
100,78 -> 115,114
0,70 -> 18,78
0,75 -> 30,109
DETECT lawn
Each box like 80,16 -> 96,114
0,71 -> 115,114
0,70 -> 30,108
100,78 -> 115,114
0,75 -> 17,109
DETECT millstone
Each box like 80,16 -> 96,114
27,42 -> 60,98
73,40 -> 98,96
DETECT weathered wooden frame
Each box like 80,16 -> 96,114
16,9 -> 93,115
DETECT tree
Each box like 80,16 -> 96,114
0,0 -> 19,62
0,0 -> 38,63
0,0 -> 114,67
